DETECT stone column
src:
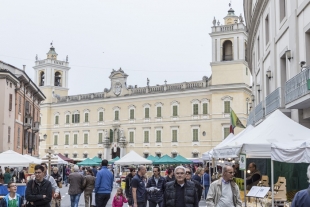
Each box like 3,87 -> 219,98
103,136 -> 111,160
118,137 -> 127,157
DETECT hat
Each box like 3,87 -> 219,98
73,165 -> 79,171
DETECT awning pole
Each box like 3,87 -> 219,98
244,170 -> 247,207
271,160 -> 274,207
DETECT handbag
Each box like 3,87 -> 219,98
57,181 -> 62,188
91,192 -> 96,206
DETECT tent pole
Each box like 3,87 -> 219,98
244,170 -> 247,207
271,160 -> 274,207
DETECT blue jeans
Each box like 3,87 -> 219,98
204,185 -> 209,199
70,194 -> 81,207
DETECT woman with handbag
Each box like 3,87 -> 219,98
51,167 -> 62,207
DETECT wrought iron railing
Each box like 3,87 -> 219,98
265,87 -> 284,115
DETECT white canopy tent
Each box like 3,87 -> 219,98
0,150 -> 39,166
23,154 -> 42,164
271,140 -> 310,163
212,110 -> 310,159
114,150 -> 152,165
202,133 -> 234,160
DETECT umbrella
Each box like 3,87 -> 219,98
91,156 -> 102,163
77,158 -> 100,166
174,155 -> 193,164
153,155 -> 179,165
108,156 -> 120,164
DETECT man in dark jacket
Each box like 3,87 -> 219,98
25,165 -> 52,207
146,166 -> 166,207
185,167 -> 203,202
95,159 -> 114,207
163,166 -> 198,207
125,168 -> 136,207
291,165 -> 310,207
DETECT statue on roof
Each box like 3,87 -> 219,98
239,13 -> 244,23
35,54 -> 38,61
66,55 -> 68,62
213,17 -> 216,26
147,78 -> 150,86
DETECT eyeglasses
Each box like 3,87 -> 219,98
34,171 -> 42,174
185,171 -> 191,175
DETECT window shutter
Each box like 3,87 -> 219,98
99,133 -> 103,143
84,134 -> 88,144
130,132 -> 134,143
173,105 -> 178,116
193,129 -> 198,142
66,115 -> 69,124
99,112 -> 103,121
193,104 -> 198,115
65,135 -> 69,145
77,114 -> 80,123
144,131 -> 149,143
72,114 -> 74,123
224,101 -> 230,113
224,128 -> 230,138
156,130 -> 161,142
203,103 -> 208,114
9,94 -> 12,111
172,130 -> 177,142
54,135 -> 58,145
74,134 -> 77,145
157,107 -> 161,117
130,109 -> 134,119
85,113 -> 89,122
145,108 -> 149,118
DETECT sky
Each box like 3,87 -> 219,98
0,0 -> 244,95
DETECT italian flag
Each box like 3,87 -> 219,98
230,109 -> 245,134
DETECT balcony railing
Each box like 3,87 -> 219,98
254,101 -> 264,123
265,87 -> 284,115
285,67 -> 310,104
247,110 -> 255,126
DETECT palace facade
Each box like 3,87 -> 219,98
37,8 -> 251,160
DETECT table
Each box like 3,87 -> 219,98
0,184 -> 26,197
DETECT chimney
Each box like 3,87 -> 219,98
23,65 -> 26,71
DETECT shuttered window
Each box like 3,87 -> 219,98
145,108 -> 150,118
65,135 -> 69,145
203,103 -> 208,114
193,104 -> 198,115
224,101 -> 230,113
129,132 -> 134,143
157,107 -> 162,117
130,109 -> 134,119
74,134 -> 78,145
144,131 -> 149,143
99,112 -> 103,121
172,130 -> 177,142
193,129 -> 198,142
98,133 -> 103,144
156,130 -> 161,142
173,105 -> 178,116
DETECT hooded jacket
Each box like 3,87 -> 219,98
0,193 -> 23,207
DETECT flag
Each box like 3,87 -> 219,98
230,109 -> 245,134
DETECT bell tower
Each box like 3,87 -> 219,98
33,44 -> 70,103
209,7 -> 250,86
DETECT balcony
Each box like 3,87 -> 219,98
254,101 -> 264,123
285,67 -> 310,109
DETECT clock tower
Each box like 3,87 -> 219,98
33,44 -> 70,103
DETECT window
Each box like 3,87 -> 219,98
156,130 -> 161,142
85,113 -> 89,122
25,101 -> 31,114
99,111 -> 104,121
157,107 -> 162,117
171,153 -> 177,158
279,0 -> 286,22
173,105 -> 178,116
55,115 -> 59,125
193,104 -> 199,115
130,109 -> 134,119
110,129 -> 114,143
73,134 -> 78,145
257,37 -> 260,60
65,134 -> 69,145
8,127 -> 11,143
83,154 -> 88,158
73,153 -> 77,158
17,127 -> 20,146
144,131 -> 149,143
144,153 -> 149,158
265,15 -> 270,44
224,101 -> 230,113
98,153 -> 102,158
115,111 -> 119,121
224,128 -> 230,139
72,113 -> 80,123
54,135 -> 58,145
193,153 -> 199,158
18,96 -> 21,113
223,40 -> 233,61
98,132 -> 103,144
129,131 -> 134,143
172,130 -> 177,142
66,114 -> 70,124
193,129 -> 199,142
9,94 -> 12,111
84,134 -> 88,144
145,108 -> 150,118
203,103 -> 208,114
64,153 -> 68,158
156,153 -> 161,158
40,71 -> 45,86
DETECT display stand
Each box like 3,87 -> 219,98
246,186 -> 270,207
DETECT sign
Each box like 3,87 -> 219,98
239,153 -> 246,170
28,163 -> 36,174
246,186 -> 270,198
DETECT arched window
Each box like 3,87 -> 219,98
54,72 -> 62,86
223,40 -> 233,61
40,71 -> 45,86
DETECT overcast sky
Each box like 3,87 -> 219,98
0,0 -> 244,95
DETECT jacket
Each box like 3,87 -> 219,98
146,175 -> 166,203
165,175 -> 175,183
83,175 -> 96,193
125,173 -> 134,197
191,179 -> 203,201
3,173 -> 11,184
25,178 -> 53,207
112,195 -> 128,207
246,170 -> 261,190
291,184 -> 310,207
95,166 -> 113,194
0,193 -> 24,207
68,172 -> 84,195
163,180 -> 198,207
206,177 -> 242,207
203,173 -> 210,186
51,172 -> 62,183
44,174 -> 60,194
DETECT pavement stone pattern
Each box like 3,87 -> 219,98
59,184 -> 207,207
